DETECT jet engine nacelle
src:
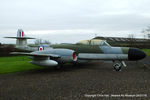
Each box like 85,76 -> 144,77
59,51 -> 77,63
50,49 -> 78,63
31,49 -> 78,65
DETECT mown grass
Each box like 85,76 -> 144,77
0,56 -> 43,74
142,49 -> 150,56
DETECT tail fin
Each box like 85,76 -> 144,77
16,29 -> 28,47
17,29 -> 25,38
4,29 -> 35,47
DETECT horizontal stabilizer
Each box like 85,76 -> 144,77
10,52 -> 60,58
4,37 -> 35,39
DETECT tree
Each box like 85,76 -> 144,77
128,34 -> 136,47
34,39 -> 51,45
34,39 -> 42,45
128,34 -> 135,39
148,34 -> 150,39
141,26 -> 150,39
43,40 -> 51,44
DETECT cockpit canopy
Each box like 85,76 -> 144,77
76,39 -> 110,46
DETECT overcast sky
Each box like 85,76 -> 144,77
0,0 -> 150,44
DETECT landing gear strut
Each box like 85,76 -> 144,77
55,64 -> 63,69
55,61 -> 63,70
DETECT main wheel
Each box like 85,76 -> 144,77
55,62 -> 63,70
73,62 -> 79,66
55,65 -> 62,69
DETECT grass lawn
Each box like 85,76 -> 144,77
142,49 -> 150,56
0,56 -> 43,74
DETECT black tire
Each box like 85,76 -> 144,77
114,63 -> 122,71
73,62 -> 79,66
55,62 -> 63,70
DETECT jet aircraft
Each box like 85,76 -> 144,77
5,29 -> 146,71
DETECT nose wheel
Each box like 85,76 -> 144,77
113,61 -> 126,71
113,63 -> 122,71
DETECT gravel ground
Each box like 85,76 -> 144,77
0,57 -> 150,100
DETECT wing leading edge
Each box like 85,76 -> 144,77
10,52 -> 60,58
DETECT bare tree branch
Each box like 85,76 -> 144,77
142,26 -> 150,39
34,39 -> 51,45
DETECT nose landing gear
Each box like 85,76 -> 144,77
113,63 -> 122,71
113,61 -> 126,71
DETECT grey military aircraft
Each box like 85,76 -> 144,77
5,29 -> 146,71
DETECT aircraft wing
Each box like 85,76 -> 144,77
10,52 -> 60,58
10,50 -> 75,67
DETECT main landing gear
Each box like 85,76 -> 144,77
113,61 -> 126,71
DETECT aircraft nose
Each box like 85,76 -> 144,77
128,48 -> 146,61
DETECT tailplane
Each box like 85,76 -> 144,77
4,29 -> 35,47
